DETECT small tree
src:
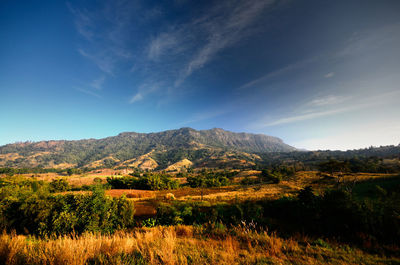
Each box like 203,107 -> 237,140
318,160 -> 350,185
49,179 -> 70,192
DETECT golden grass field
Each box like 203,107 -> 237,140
1,225 -> 397,265
1,170 -> 399,264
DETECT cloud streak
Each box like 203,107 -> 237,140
69,0 -> 287,103
324,72 -> 335,78
75,87 -> 102,98
70,1 -> 139,76
307,95 -> 349,107
174,0 -> 276,87
90,76 -> 106,90
237,56 -> 318,91
148,33 -> 178,61
265,106 -> 355,126
129,82 -> 162,104
257,90 -> 400,127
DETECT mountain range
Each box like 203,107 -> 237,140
0,128 -> 296,170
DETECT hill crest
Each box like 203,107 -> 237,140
0,128 -> 295,169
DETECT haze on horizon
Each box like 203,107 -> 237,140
1,0 -> 399,151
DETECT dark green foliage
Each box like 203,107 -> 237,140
154,181 -> 400,246
49,179 -> 70,192
261,169 -> 282,184
240,177 -> 262,185
260,166 -> 294,184
257,145 -> 400,173
352,175 -> 400,200
318,160 -> 350,176
0,183 -> 135,236
186,171 -> 231,188
107,173 -> 179,190
0,167 -> 91,176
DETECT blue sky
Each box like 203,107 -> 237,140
1,0 -> 400,150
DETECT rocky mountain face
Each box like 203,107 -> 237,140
0,128 -> 296,169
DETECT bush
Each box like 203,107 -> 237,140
240,177 -> 261,185
0,184 -> 135,236
260,169 -> 282,184
106,173 -> 179,190
187,173 -> 230,188
49,179 -> 70,192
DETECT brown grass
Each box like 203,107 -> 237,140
0,226 -> 395,265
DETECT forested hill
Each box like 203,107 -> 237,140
0,128 -> 295,169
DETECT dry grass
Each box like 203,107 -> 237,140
106,189 -> 156,200
0,226 -> 395,265
179,184 -> 296,202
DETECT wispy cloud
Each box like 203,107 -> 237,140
70,1 -> 138,76
175,0 -> 276,87
307,95 -> 348,107
78,49 -> 115,76
129,82 -> 162,104
255,90 -> 400,127
264,106 -> 355,126
148,33 -> 178,61
90,76 -> 106,90
69,0 -> 285,104
324,72 -> 335,78
67,2 -> 94,41
129,93 -> 143,103
237,56 -> 318,91
336,22 -> 400,58
75,87 -> 102,98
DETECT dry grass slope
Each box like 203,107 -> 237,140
0,226 -> 396,265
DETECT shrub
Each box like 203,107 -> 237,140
0,184 -> 135,236
261,169 -> 282,184
49,179 -> 70,192
187,172 -> 230,188
106,173 -> 179,190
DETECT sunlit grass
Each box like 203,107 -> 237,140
0,226 -> 397,265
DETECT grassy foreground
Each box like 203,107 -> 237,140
0,225 -> 397,265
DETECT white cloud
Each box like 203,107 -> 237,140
174,0 -> 276,87
67,2 -> 94,41
75,87 -> 102,98
256,90 -> 400,127
148,33 -> 178,61
324,72 -> 335,78
129,82 -> 162,104
336,22 -> 400,58
70,1 -> 137,76
264,106 -> 356,126
70,0 -> 288,103
90,76 -> 105,90
129,93 -> 143,103
237,56 -> 318,91
307,95 -> 348,107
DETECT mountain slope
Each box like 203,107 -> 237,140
0,128 -> 295,169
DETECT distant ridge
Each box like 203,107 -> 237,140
0,128 -> 296,169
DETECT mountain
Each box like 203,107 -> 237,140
0,128 -> 296,170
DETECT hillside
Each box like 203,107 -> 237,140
0,128 -> 295,169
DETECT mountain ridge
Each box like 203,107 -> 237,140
0,128 -> 296,169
